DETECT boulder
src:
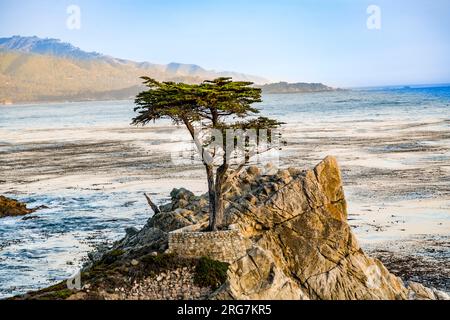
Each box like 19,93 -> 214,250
111,226 -> 169,255
170,188 -> 195,201
407,281 -> 450,300
0,195 -> 33,218
215,156 -> 410,300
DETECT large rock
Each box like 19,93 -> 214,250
407,281 -> 450,300
84,156 -> 448,300
0,195 -> 33,218
214,156 -> 409,299
214,246 -> 309,300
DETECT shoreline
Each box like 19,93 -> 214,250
5,156 -> 448,300
1,93 -> 449,298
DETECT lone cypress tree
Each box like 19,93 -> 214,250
133,77 -> 282,231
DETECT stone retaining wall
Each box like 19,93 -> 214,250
167,230 -> 248,263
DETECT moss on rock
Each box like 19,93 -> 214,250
39,289 -> 74,300
194,257 -> 229,290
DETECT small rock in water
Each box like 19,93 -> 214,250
21,215 -> 39,221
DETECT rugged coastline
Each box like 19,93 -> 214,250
9,157 -> 449,300
1,92 -> 449,298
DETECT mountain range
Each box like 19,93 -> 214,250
0,36 -> 334,104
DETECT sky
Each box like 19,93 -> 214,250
0,0 -> 449,87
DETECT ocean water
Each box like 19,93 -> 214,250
1,86 -> 449,129
0,85 -> 449,298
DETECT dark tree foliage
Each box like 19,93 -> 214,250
133,77 -> 282,230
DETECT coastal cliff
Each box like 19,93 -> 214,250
14,156 -> 449,300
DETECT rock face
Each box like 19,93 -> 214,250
0,195 -> 33,218
78,156 -> 448,300
214,156 -> 407,300
407,281 -> 450,300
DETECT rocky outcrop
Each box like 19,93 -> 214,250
21,156 -> 448,300
101,156 -> 446,300
407,281 -> 450,300
212,156 -> 407,299
94,156 -> 448,300
0,195 -> 33,218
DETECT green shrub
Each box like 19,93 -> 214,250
141,253 -> 193,273
194,257 -> 229,290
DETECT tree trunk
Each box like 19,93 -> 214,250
205,164 -> 216,229
212,188 -> 225,231
183,118 -> 217,230
210,164 -> 228,231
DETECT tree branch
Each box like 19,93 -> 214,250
144,193 -> 161,214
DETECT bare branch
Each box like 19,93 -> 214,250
144,193 -> 161,214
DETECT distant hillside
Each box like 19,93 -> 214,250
0,36 -> 267,103
258,82 -> 336,94
0,36 -> 104,60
